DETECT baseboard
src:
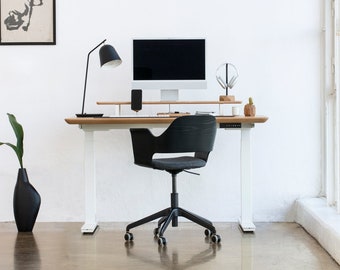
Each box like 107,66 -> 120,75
295,197 -> 340,265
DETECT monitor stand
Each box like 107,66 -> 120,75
160,89 -> 179,101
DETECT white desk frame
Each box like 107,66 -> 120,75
74,120 -> 258,233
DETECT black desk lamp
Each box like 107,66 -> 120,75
76,39 -> 122,117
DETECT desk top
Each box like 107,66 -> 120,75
65,115 -> 268,125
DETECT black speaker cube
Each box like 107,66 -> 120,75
131,89 -> 142,112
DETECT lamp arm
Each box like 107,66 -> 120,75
81,39 -> 107,115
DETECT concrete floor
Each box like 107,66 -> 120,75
0,222 -> 338,270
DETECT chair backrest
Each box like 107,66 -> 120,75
130,115 -> 217,167
155,115 -> 217,156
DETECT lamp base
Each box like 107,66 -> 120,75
219,95 -> 235,102
76,113 -> 104,118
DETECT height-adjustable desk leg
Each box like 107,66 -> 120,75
81,129 -> 98,234
239,124 -> 256,232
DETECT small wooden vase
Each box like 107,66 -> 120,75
244,97 -> 256,117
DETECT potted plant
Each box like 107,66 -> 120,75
0,113 -> 41,232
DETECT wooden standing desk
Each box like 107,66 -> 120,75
65,115 -> 268,233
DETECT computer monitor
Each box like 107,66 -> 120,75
132,38 -> 207,100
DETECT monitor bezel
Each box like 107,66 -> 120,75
131,38 -> 207,91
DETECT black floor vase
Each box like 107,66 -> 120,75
13,168 -> 41,232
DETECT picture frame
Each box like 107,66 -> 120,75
0,0 -> 56,45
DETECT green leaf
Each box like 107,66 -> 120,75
0,114 -> 24,168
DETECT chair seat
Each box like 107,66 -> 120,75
152,156 -> 206,171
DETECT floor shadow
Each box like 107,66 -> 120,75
125,237 -> 221,270
14,233 -> 41,270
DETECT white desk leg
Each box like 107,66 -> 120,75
81,129 -> 98,234
239,124 -> 256,232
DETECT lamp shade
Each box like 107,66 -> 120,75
99,44 -> 122,69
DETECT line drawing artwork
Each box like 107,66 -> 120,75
4,0 -> 43,32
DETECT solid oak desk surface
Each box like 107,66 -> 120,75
65,115 -> 268,125
65,115 -> 268,234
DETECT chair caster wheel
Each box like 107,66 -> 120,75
124,232 -> 134,241
204,229 -> 212,236
153,227 -> 159,236
158,236 -> 167,246
211,234 -> 221,243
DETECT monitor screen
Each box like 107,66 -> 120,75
132,39 -> 207,97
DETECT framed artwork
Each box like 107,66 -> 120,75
0,0 -> 56,45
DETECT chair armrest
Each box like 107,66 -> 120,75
130,128 -> 155,167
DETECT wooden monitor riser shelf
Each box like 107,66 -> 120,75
97,100 -> 243,116
97,100 -> 242,105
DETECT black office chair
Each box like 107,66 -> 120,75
124,115 -> 221,245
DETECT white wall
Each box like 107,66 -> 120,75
0,0 -> 321,222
